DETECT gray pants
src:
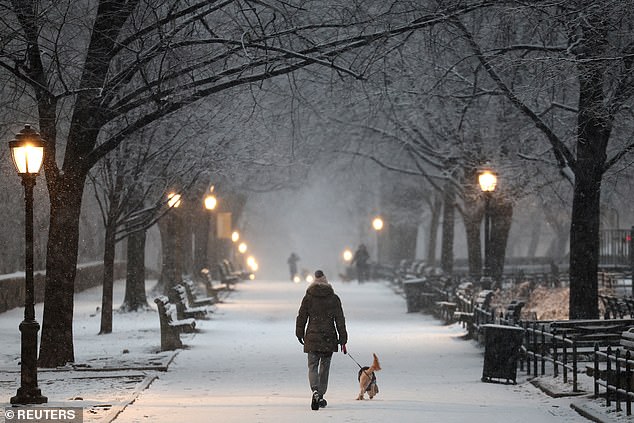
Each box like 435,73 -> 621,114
307,352 -> 333,396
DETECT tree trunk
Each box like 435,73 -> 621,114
193,209 -> 210,281
568,56 -> 611,319
181,204 -> 193,277
569,137 -> 609,314
426,194 -> 443,266
464,209 -> 483,280
121,228 -> 148,311
569,164 -> 603,319
156,212 -> 183,295
99,219 -> 116,334
38,174 -> 86,367
490,197 -> 513,283
440,180 -> 455,274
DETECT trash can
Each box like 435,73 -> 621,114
481,324 -> 524,384
403,278 -> 426,313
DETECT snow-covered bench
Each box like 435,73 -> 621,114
200,268 -> 231,301
183,279 -> 217,307
217,260 -> 240,288
168,284 -> 210,320
454,289 -> 495,339
154,295 -> 196,351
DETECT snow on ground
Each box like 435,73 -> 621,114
0,277 -> 627,422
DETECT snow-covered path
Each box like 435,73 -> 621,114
114,280 -> 582,423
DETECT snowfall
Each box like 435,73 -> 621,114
0,277 -> 629,423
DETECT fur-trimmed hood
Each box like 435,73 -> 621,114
306,276 -> 333,297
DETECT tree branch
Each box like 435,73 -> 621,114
452,17 -> 576,183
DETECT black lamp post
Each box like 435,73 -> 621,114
9,124 -> 47,405
478,167 -> 498,284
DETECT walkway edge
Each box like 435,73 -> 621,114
103,373 -> 159,423
103,349 -> 181,422
570,401 -> 618,423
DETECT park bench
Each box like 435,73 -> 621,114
599,295 -> 634,320
392,259 -> 411,282
433,280 -> 467,324
454,289 -> 495,339
499,300 -> 525,325
200,268 -> 231,301
402,278 -> 426,313
224,259 -> 253,280
395,260 -> 425,282
183,279 -> 217,307
154,295 -> 196,351
169,284 -> 210,320
217,260 -> 241,288
408,272 -> 451,315
388,259 -> 408,292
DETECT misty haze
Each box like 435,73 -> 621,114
1,1 -> 634,422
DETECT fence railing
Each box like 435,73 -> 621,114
594,346 -> 634,415
600,229 -> 633,269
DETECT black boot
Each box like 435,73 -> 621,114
311,391 -> 320,410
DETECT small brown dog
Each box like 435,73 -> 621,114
356,353 -> 381,400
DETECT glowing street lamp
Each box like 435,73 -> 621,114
238,242 -> 247,254
342,249 -> 353,262
9,125 -> 47,404
167,192 -> 181,208
231,231 -> 240,243
246,256 -> 258,270
204,194 -> 217,211
372,216 -> 384,231
478,166 -> 498,280
478,169 -> 498,193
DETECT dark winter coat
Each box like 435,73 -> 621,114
295,278 -> 347,353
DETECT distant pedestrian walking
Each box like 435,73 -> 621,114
351,244 -> 370,283
287,252 -> 300,281
295,270 -> 348,410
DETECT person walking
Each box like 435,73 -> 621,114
295,270 -> 348,410
351,244 -> 370,283
287,252 -> 300,281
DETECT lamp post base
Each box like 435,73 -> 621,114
11,319 -> 47,405
10,387 -> 48,405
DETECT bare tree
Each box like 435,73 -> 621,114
447,1 -> 634,318
89,117 -> 213,332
